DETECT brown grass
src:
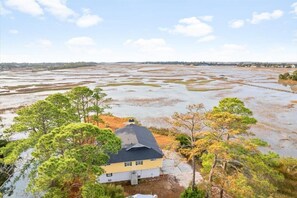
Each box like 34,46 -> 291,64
122,97 -> 183,107
278,79 -> 297,85
153,134 -> 178,150
94,115 -> 129,131
102,82 -> 161,87
187,87 -> 233,92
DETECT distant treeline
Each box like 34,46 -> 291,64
142,61 -> 236,66
1,61 -> 296,70
0,62 -> 98,71
238,63 -> 296,68
142,61 -> 297,68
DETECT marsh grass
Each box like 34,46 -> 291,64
187,87 -> 233,92
102,82 -> 161,87
0,81 -> 95,95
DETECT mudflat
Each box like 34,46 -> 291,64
0,64 -> 296,157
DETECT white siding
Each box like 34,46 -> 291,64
98,168 -> 160,183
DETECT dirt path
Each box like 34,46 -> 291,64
122,175 -> 184,198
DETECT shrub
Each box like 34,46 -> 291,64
176,134 -> 191,147
149,127 -> 177,136
180,187 -> 205,198
279,74 -> 285,80
279,71 -> 297,81
283,72 -> 290,79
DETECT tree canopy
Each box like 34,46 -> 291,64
29,123 -> 121,197
177,98 -> 285,198
170,104 -> 206,190
0,86 -> 119,197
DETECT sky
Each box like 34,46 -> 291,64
0,0 -> 297,63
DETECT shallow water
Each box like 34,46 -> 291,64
0,64 -> 296,157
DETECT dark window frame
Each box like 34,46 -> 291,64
136,160 -> 143,165
124,161 -> 132,166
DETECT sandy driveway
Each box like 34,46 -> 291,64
161,150 -> 203,187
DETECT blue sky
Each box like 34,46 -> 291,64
1,0 -> 297,62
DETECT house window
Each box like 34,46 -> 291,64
106,173 -> 113,177
136,160 -> 143,165
124,162 -> 132,166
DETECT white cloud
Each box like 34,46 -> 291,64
76,9 -> 102,28
124,38 -> 173,52
36,0 -> 76,20
197,35 -> 216,42
5,0 -> 43,16
165,17 -> 213,37
250,10 -> 283,24
0,2 -> 11,15
223,44 -> 246,51
66,36 -> 96,47
37,39 -> 52,47
199,15 -> 213,22
292,2 -> 297,15
9,29 -> 18,34
229,19 -> 245,28
65,36 -> 112,61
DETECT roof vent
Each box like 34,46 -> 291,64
128,118 -> 135,125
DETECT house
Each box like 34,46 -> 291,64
98,121 -> 163,184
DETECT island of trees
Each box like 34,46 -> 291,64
0,87 -> 296,198
279,70 -> 297,81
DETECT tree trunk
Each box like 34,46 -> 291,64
190,126 -> 196,191
219,188 -> 224,198
208,154 -> 217,183
192,155 -> 196,190
223,161 -> 227,172
208,154 -> 217,198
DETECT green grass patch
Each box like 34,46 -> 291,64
250,138 -> 269,147
164,78 -> 197,85
187,87 -> 233,92
197,79 -> 215,85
